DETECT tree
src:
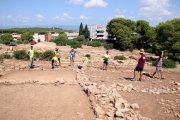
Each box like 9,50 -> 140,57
21,32 -> 33,43
79,22 -> 84,36
84,24 -> 90,39
0,34 -> 13,45
107,18 -> 136,50
57,33 -> 68,41
135,20 -> 150,48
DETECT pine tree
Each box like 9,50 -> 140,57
84,24 -> 90,39
79,22 -> 84,36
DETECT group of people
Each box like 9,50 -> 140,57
28,46 -> 76,69
28,46 -> 164,81
102,49 -> 164,81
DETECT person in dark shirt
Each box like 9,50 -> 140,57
132,49 -> 146,81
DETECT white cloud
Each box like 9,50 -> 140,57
84,0 -> 108,8
1,15 -> 29,23
15,15 -> 29,23
139,0 -> 172,18
53,12 -> 73,21
80,15 -> 88,20
115,8 -> 127,18
68,0 -> 84,5
1,15 -> 14,20
36,14 -> 45,21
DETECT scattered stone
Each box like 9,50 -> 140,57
175,82 -> 180,86
126,116 -> 133,120
94,104 -> 105,118
130,103 -> 140,110
105,110 -> 114,117
175,113 -> 180,118
115,109 -> 124,118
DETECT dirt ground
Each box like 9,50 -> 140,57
0,70 -> 95,120
0,44 -> 180,120
85,62 -> 180,120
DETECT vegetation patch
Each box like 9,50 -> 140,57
114,55 -> 127,60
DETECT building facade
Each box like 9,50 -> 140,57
33,33 -> 45,42
12,33 -> 21,41
65,32 -> 79,40
88,25 -> 108,40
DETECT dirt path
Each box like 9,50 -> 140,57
0,70 -> 95,120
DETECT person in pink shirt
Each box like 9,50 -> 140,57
132,49 -> 146,81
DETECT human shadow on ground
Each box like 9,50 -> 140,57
143,72 -> 152,78
124,77 -> 133,81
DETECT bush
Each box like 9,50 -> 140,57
163,59 -> 176,68
104,43 -> 113,50
89,41 -> 103,47
85,54 -> 91,59
34,51 -> 42,59
114,55 -> 127,60
0,55 -> 3,63
146,57 -> 156,63
13,50 -> 29,60
40,50 -> 55,61
66,40 -> 82,49
16,40 -> 23,44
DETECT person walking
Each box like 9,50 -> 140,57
102,51 -> 110,70
55,48 -> 61,66
70,48 -> 76,66
28,46 -> 34,68
132,49 -> 146,81
151,51 -> 164,79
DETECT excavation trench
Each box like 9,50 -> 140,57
0,70 -> 95,120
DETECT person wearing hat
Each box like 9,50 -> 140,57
132,49 -> 146,81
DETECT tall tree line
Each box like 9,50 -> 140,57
107,18 -> 180,56
79,22 -> 90,39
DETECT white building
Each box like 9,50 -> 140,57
65,32 -> 79,40
33,33 -> 45,42
88,25 -> 108,40
12,33 -> 21,41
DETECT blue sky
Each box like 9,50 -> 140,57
0,0 -> 179,28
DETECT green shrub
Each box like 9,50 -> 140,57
34,51 -> 42,59
163,59 -> 176,68
0,53 -> 12,59
13,50 -> 29,60
16,40 -> 23,44
85,54 -> 91,59
104,43 -> 113,50
66,40 -> 82,49
90,41 -> 102,47
146,57 -> 156,63
40,50 -> 55,61
0,55 -> 4,63
114,55 -> 127,60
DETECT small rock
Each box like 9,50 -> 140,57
175,82 -> 180,86
94,105 -> 105,118
126,116 -> 133,120
115,110 -> 124,118
130,103 -> 140,110
175,113 -> 180,118
105,110 -> 114,117
176,87 -> 180,91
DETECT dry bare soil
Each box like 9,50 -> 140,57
0,43 -> 180,120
